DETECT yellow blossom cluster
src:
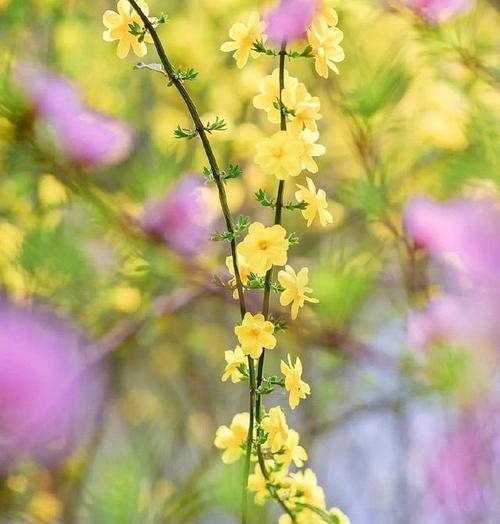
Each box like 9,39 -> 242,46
215,4 -> 349,523
217,406 -> 349,524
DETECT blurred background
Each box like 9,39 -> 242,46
0,0 -> 499,523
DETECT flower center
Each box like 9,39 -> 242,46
272,147 -> 283,158
258,240 -> 269,250
243,31 -> 256,46
249,328 -> 260,338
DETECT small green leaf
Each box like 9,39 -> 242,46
284,200 -> 308,211
205,116 -> 227,133
252,40 -> 278,56
287,232 -> 300,245
224,164 -> 243,180
174,125 -> 198,140
272,319 -> 288,332
255,189 -> 276,208
247,273 -> 265,290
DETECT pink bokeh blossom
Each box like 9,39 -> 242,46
404,196 -> 500,350
426,403 -> 500,522
14,64 -> 133,169
404,0 -> 473,23
406,292 -> 500,349
266,0 -> 316,43
405,196 -> 500,289
0,301 -> 104,467
141,175 -> 216,257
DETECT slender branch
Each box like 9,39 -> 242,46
256,41 -> 288,424
242,356 -> 256,524
127,0 -> 247,318
256,446 -> 298,523
125,3 -> 257,522
295,502 -> 335,523
252,41 -> 298,524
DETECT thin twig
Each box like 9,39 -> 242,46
252,41 -> 298,524
124,3 -> 257,522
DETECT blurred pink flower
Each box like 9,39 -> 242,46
405,196 -> 500,289
14,64 -> 133,168
405,196 -> 500,350
266,0 -> 316,43
14,64 -> 81,120
141,175 -> 216,257
0,301 -> 104,467
426,403 -> 500,522
406,293 -> 500,349
404,0 -> 474,23
52,110 -> 133,169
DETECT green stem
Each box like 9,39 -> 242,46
256,448 -> 298,524
128,0 -> 247,318
256,41 -> 288,422
253,40 -> 298,524
241,355 -> 256,524
295,502 -> 335,523
126,2 -> 256,521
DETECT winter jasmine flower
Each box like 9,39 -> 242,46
281,355 -> 311,408
214,412 -> 250,464
261,406 -> 289,453
235,312 -> 277,359
221,346 -> 247,383
255,130 -> 305,180
103,0 -> 153,59
238,222 -> 289,275
307,18 -> 345,78
220,12 -> 267,68
295,177 -> 333,227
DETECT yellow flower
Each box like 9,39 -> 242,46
278,265 -> 319,320
307,19 -> 345,78
214,412 -> 250,464
29,491 -> 62,523
238,222 -> 289,275
253,72 -> 321,132
220,12 -> 267,68
277,428 -> 308,468
298,130 -> 326,173
235,312 -> 277,359
261,406 -> 288,453
314,0 -> 340,27
253,69 -> 299,124
289,468 -> 326,508
329,507 -> 351,524
226,253 -> 252,299
103,0 -> 153,59
281,355 -> 311,409
247,464 -> 269,506
295,177 -> 333,227
221,346 -> 247,383
283,83 -> 322,133
255,131 -> 305,180
38,174 -> 67,207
